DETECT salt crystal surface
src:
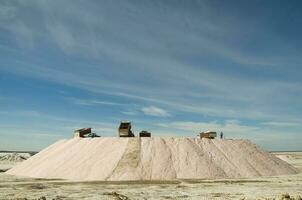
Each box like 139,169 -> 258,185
6,137 -> 298,181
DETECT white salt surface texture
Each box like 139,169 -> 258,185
6,137 -> 298,181
0,153 -> 28,162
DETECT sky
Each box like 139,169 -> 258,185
0,0 -> 301,151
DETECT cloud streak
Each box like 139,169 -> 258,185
158,120 -> 259,134
72,98 -> 124,106
141,106 -> 170,117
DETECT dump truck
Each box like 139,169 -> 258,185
139,130 -> 151,137
118,121 -> 135,137
73,128 -> 100,138
199,131 -> 217,139
74,128 -> 92,138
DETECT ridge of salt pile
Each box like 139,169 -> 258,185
6,137 -> 298,181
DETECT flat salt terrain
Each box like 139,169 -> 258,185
0,151 -> 301,199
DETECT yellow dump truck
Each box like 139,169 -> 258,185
118,121 -> 135,137
199,131 -> 217,139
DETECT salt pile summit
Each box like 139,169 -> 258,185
6,122 -> 298,181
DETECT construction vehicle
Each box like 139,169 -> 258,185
73,128 -> 100,138
74,128 -> 92,138
86,132 -> 100,138
118,121 -> 135,137
139,130 -> 151,137
199,131 -> 217,139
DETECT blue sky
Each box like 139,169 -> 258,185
0,0 -> 301,151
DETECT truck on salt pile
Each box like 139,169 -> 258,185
74,128 -> 91,137
139,130 -> 151,137
74,128 -> 100,138
118,121 -> 135,137
199,131 -> 217,139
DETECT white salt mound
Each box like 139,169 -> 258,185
0,153 -> 28,162
6,137 -> 298,181
275,154 -> 292,163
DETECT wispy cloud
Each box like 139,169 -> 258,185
72,98 -> 124,106
0,110 -> 44,118
121,111 -> 138,116
158,120 -> 259,134
141,106 -> 170,117
1,2 -> 301,123
261,121 -> 299,127
0,109 -> 117,130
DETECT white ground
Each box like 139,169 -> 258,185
0,150 -> 301,199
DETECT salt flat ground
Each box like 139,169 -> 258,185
0,152 -> 301,200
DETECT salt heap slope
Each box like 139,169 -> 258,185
7,137 -> 298,181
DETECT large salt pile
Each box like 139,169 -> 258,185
6,137 -> 298,181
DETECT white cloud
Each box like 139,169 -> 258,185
0,110 -> 44,118
47,22 -> 77,54
158,120 -> 259,134
141,106 -> 170,117
122,111 -> 138,116
0,109 -> 117,129
261,121 -> 299,127
72,98 -> 123,106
